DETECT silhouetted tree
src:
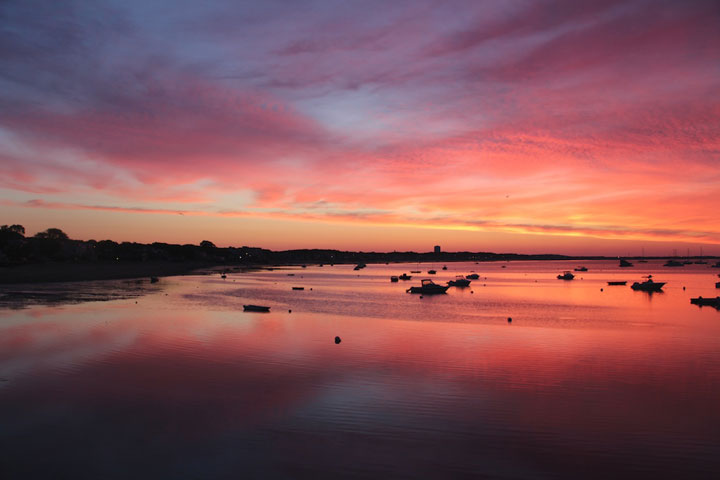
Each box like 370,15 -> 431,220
1,224 -> 25,236
34,228 -> 69,241
200,240 -> 216,248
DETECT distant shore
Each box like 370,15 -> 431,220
0,261 -> 219,285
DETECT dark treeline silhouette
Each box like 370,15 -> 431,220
0,224 -> 597,271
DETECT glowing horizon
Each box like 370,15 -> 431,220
1,0 -> 719,255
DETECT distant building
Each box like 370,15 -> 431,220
434,245 -> 441,254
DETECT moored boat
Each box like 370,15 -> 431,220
619,259 -> 633,267
557,271 -> 575,280
399,273 -> 412,280
390,276 -> 399,282
664,259 -> 684,267
447,276 -> 471,287
690,296 -> 720,308
631,275 -> 665,291
406,279 -> 449,294
465,273 -> 480,280
574,266 -> 588,272
427,269 -> 437,274
607,281 -> 627,286
243,305 -> 270,312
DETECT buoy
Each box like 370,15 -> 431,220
508,317 -> 512,323
420,295 -> 424,299
471,291 -> 474,294
334,336 -> 341,344
600,288 -> 604,292
683,286 -> 686,290
288,309 -> 292,313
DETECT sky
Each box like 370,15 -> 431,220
1,0 -> 719,255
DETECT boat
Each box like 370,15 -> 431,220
292,286 -> 304,290
619,259 -> 633,267
390,276 -> 399,282
353,263 -> 367,270
221,274 -> 227,279
406,279 -> 450,294
427,270 -> 437,274
557,271 -> 575,280
243,305 -> 270,312
607,281 -> 627,286
664,259 -> 684,267
442,265 -> 448,270
690,296 -> 720,308
716,282 -> 720,289
410,270 -> 421,273
398,273 -> 412,280
630,275 -> 665,291
574,266 -> 588,272
447,276 -> 471,287
465,273 -> 480,280
694,260 -> 708,264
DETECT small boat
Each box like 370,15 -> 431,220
574,266 -> 588,272
410,270 -> 421,273
353,263 -> 367,270
557,271 -> 575,280
221,274 -> 227,279
619,259 -> 633,267
427,270 -> 437,274
150,276 -> 159,283
442,265 -> 448,270
465,273 -> 480,280
607,281 -> 627,286
287,273 -> 295,276
690,296 -> 720,308
292,287 -> 304,290
631,275 -> 665,292
390,276 -> 399,282
243,305 -> 270,312
447,276 -> 471,287
399,273 -> 412,280
406,279 -> 449,294
694,260 -> 708,264
664,259 -> 684,267
716,282 -> 720,289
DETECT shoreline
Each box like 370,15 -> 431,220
0,261 -> 221,285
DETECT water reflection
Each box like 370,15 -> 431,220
1,261 -> 719,478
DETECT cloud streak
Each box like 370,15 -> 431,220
1,0 -> 718,251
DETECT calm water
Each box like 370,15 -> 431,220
1,261 -> 719,479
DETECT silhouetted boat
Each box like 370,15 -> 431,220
716,282 -> 720,289
406,279 -> 449,294
574,266 -> 588,272
557,271 -> 575,280
353,263 -> 366,270
694,260 -> 708,264
442,265 -> 448,270
243,305 -> 270,312
607,281 -> 627,286
690,296 -> 720,308
427,270 -> 437,274
631,275 -> 665,291
399,273 -> 412,280
221,274 -> 227,279
390,276 -> 399,282
410,270 -> 421,273
466,273 -> 480,280
664,259 -> 684,267
619,259 -> 633,267
292,287 -> 304,290
447,276 -> 471,287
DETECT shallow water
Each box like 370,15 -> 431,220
1,261 -> 719,479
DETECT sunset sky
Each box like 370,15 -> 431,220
1,0 -> 718,255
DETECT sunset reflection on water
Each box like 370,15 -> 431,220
1,261 -> 719,478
